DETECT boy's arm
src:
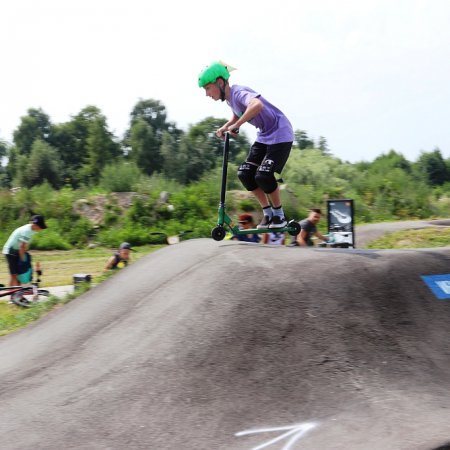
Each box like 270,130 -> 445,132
228,98 -> 263,131
104,256 -> 114,271
315,231 -> 328,242
19,241 -> 27,260
296,230 -> 309,246
216,114 -> 239,138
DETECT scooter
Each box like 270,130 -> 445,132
211,132 -> 301,241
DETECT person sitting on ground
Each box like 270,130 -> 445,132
2,215 -> 47,286
231,213 -> 261,243
104,242 -> 135,271
292,208 -> 328,247
262,231 -> 286,245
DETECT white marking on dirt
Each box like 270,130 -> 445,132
235,422 -> 317,450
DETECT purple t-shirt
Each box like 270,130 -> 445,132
227,85 -> 294,145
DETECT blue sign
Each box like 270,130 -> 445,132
421,274 -> 450,300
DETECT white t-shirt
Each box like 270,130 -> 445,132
2,224 -> 35,255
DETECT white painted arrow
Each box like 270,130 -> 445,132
235,422 -> 317,450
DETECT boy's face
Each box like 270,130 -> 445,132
31,224 -> 44,232
309,212 -> 321,224
119,249 -> 130,260
204,82 -> 222,101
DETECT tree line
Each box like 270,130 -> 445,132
0,99 -> 340,190
1,97 -> 449,228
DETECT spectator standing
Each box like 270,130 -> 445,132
2,215 -> 47,286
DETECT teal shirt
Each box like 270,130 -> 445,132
2,224 -> 35,255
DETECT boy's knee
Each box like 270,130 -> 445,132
237,163 -> 258,191
255,159 -> 278,193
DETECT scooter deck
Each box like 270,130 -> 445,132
231,220 -> 300,236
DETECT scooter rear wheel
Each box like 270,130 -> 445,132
211,226 -> 226,241
287,220 -> 301,236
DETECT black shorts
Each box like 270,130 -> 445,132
5,252 -> 20,275
246,141 -> 292,174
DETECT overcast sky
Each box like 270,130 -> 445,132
1,0 -> 449,163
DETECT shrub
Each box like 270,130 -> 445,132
31,229 -> 71,250
99,161 -> 143,192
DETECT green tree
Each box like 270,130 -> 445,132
13,108 -> 52,155
49,106 -> 113,187
99,161 -> 143,192
130,99 -> 167,127
160,130 -> 182,180
79,114 -> 120,185
352,151 -> 432,220
185,117 -> 249,163
0,139 -> 7,159
368,150 -> 411,174
294,130 -> 314,150
49,121 -> 83,186
15,139 -> 63,188
318,136 -> 330,155
0,140 -> 8,187
129,118 -> 160,175
415,148 -> 449,186
129,99 -> 170,143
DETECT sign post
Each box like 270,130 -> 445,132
327,199 -> 355,248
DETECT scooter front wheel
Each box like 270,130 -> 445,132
211,226 -> 226,241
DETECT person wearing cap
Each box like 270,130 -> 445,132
104,242 -> 135,271
2,215 -> 47,286
198,61 -> 294,230
231,213 -> 261,243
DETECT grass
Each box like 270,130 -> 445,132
0,290 -> 81,336
0,245 -> 164,287
0,244 -> 163,337
367,227 -> 450,249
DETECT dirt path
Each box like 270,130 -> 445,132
0,238 -> 449,449
355,218 -> 450,247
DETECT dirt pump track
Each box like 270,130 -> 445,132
0,237 -> 450,449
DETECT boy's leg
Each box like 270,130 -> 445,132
238,141 -> 292,228
251,186 -> 270,208
250,188 -> 273,228
5,254 -> 20,286
259,142 -> 292,228
268,187 -> 282,211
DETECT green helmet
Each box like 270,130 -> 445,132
198,62 -> 231,88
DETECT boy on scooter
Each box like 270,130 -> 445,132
198,61 -> 294,229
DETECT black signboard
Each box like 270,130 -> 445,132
327,199 -> 355,248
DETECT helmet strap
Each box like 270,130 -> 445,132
215,78 -> 227,101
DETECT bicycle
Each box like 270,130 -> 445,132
0,284 -> 50,308
0,259 -> 50,308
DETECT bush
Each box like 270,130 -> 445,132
96,224 -> 153,247
99,161 -> 143,192
31,229 -> 71,250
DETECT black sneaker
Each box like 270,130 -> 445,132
257,215 -> 271,229
269,215 -> 287,229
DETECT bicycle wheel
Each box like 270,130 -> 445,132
13,288 -> 50,306
11,291 -> 32,308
